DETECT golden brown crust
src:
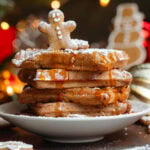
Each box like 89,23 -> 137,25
12,49 -> 128,71
19,86 -> 130,106
29,101 -> 131,117
18,69 -> 132,89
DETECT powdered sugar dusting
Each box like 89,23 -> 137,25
34,69 -> 68,81
65,48 -> 123,55
12,49 -> 48,66
55,70 -> 65,80
72,39 -> 89,48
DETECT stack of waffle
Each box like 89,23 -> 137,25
12,9 -> 132,117
12,48 -> 132,117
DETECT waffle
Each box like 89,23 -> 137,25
18,69 -> 132,89
12,49 -> 128,71
29,101 -> 131,117
19,86 -> 130,106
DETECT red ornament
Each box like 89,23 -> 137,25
142,21 -> 150,62
0,27 -> 16,63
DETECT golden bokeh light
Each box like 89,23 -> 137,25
99,0 -> 110,7
0,21 -> 10,30
6,86 -> 14,96
4,80 -> 10,85
51,0 -> 61,9
2,70 -> 10,79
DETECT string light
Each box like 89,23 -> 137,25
99,0 -> 110,7
2,70 -> 10,79
6,86 -> 14,96
51,0 -> 61,9
0,21 -> 10,30
4,80 -> 10,85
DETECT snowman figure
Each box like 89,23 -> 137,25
107,3 -> 146,69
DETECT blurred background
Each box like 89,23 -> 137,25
0,0 -> 150,103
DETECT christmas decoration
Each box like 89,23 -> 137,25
0,69 -> 24,103
14,15 -> 48,51
0,15 -> 49,103
142,21 -> 150,62
107,3 -> 146,69
129,63 -> 150,104
0,26 -> 16,63
129,63 -> 150,133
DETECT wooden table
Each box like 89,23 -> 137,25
0,123 -> 149,150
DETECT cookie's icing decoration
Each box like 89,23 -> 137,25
38,9 -> 89,50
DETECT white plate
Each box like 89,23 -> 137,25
0,100 -> 149,143
0,117 -> 10,127
0,103 -> 10,127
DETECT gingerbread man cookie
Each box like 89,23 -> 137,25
38,9 -> 89,50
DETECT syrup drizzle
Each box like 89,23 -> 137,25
114,90 -> 119,114
54,102 -> 62,117
37,69 -> 68,81
56,82 -> 64,88
58,93 -> 64,101
109,70 -> 113,87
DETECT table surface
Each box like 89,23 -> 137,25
0,123 -> 149,150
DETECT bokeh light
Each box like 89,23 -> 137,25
6,86 -> 14,96
0,22 -> 10,30
51,0 -> 61,9
2,70 -> 11,79
99,0 -> 110,7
